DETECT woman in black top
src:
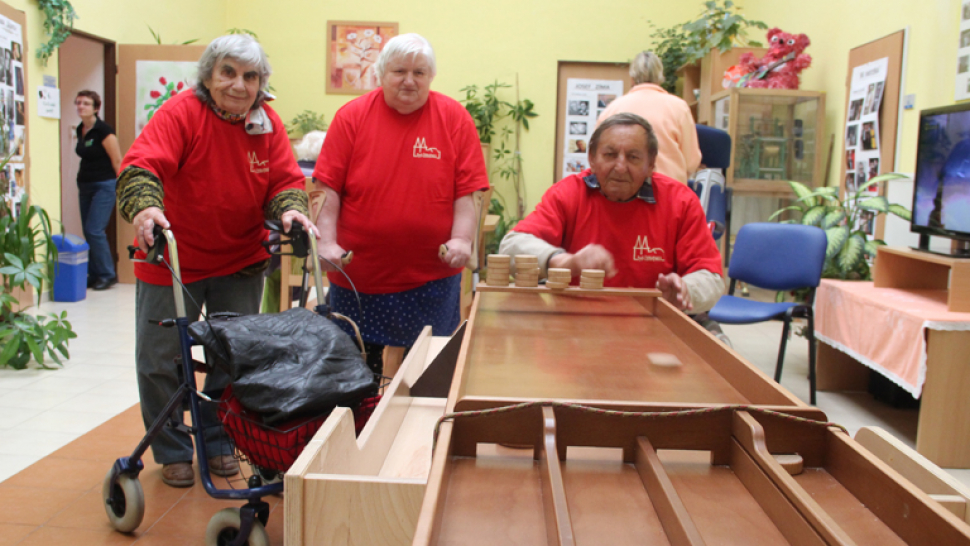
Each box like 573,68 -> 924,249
75,90 -> 122,290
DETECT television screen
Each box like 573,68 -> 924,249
912,103 -> 970,241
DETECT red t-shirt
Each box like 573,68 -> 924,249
314,89 -> 489,293
513,169 -> 722,287
122,92 -> 306,285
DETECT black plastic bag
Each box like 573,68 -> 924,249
188,307 -> 376,425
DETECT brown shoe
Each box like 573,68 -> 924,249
208,455 -> 239,477
161,462 -> 195,487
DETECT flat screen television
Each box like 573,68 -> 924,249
911,102 -> 970,256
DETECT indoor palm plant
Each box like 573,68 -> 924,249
0,193 -> 76,369
459,78 -> 537,253
769,174 -> 912,282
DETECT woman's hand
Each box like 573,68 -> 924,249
440,237 -> 472,268
317,242 -> 348,272
656,272 -> 693,312
281,210 -> 319,238
132,206 -> 170,251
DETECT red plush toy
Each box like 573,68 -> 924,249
736,28 -> 812,89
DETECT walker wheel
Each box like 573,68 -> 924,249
102,468 -> 145,533
206,507 -> 269,546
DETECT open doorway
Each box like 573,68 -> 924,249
58,31 -> 117,262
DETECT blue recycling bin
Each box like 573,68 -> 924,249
52,234 -> 89,302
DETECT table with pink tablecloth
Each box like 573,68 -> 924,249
814,279 -> 970,398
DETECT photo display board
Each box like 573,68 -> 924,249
0,8 -> 25,217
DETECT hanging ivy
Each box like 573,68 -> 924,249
35,0 -> 78,66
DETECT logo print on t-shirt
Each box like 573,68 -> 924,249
413,137 -> 441,159
248,151 -> 269,173
633,235 -> 665,262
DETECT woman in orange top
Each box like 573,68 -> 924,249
597,51 -> 701,184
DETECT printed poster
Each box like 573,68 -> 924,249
0,13 -> 24,217
561,78 -> 624,176
844,57 -> 887,217
958,0 -> 970,101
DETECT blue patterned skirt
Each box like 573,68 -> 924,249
328,274 -> 462,347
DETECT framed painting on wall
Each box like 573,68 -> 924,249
326,20 -> 398,95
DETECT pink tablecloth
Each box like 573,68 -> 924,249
814,279 -> 970,397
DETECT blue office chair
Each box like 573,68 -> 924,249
707,223 -> 827,404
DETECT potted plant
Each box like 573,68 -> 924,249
0,193 -> 77,369
649,0 -> 768,93
769,174 -> 912,283
459,78 -> 537,253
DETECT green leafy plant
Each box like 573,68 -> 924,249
769,174 -> 912,282
649,0 -> 768,93
460,78 -> 537,234
287,110 -> 329,138
36,0 -> 78,66
226,28 -> 259,40
0,193 -> 76,369
147,25 -> 198,45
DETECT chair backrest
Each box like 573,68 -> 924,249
727,223 -> 827,291
707,185 -> 731,241
693,168 -> 725,215
696,124 -> 732,171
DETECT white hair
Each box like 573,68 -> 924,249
196,34 -> 272,105
374,33 -> 436,80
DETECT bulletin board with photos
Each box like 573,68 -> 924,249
0,1 -> 25,219
839,30 -> 904,240
553,61 -> 630,183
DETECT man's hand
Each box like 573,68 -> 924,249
656,272 -> 693,312
548,244 -> 618,278
281,210 -> 319,238
132,206 -> 170,251
440,238 -> 472,269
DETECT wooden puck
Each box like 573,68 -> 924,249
647,352 -> 682,367
486,278 -> 510,286
773,453 -> 804,475
580,269 -> 605,278
487,254 -> 511,263
439,244 -> 448,258
514,255 -> 538,263
579,282 -> 603,290
548,267 -> 571,276
545,281 -> 569,290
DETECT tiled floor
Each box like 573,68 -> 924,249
0,283 -> 967,545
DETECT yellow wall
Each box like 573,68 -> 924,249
7,0 -> 226,223
745,0 -> 962,186
11,0 -> 967,222
225,0 -> 700,214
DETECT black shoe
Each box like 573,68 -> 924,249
92,277 -> 118,291
87,278 -> 95,288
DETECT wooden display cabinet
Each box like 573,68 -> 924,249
676,47 -> 767,124
711,88 -> 826,197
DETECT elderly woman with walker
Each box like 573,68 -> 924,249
116,34 -> 315,488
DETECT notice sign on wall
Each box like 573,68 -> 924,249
37,86 -> 59,119
561,78 -> 624,177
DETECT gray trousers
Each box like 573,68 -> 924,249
135,274 -> 262,465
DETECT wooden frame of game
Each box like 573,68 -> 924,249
287,287 -> 970,545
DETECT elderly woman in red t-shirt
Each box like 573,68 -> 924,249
500,113 -> 724,314
313,33 -> 488,375
117,34 -> 315,488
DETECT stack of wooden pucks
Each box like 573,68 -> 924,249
513,255 -> 540,287
486,254 -> 511,286
580,269 -> 605,290
546,268 -> 572,290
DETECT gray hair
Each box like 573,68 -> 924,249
195,34 -> 272,108
630,51 -> 664,85
589,113 -> 658,161
375,33 -> 436,80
